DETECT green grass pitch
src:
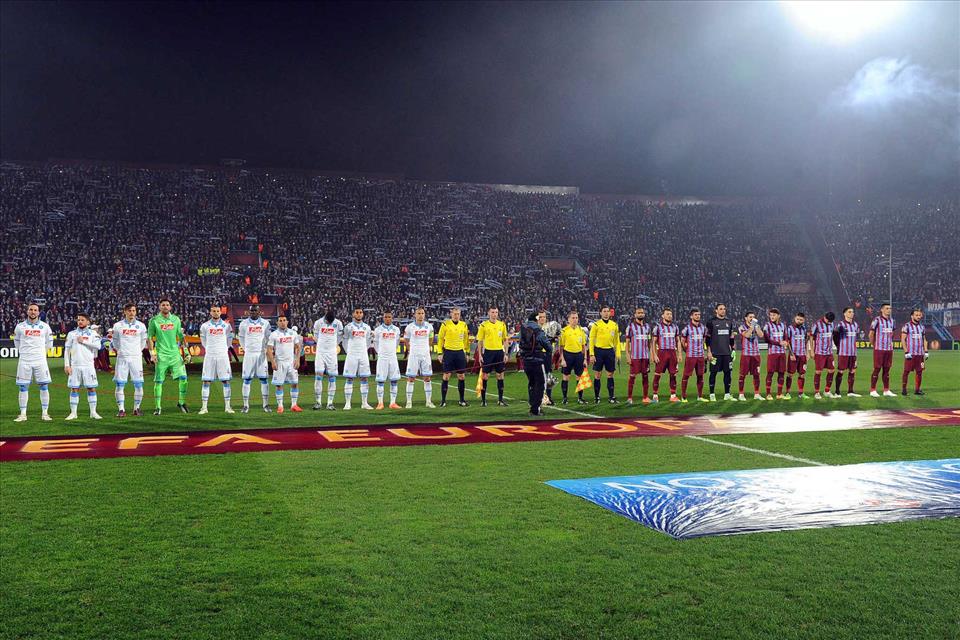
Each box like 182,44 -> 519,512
2,350 -> 959,639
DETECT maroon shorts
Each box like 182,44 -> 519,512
837,355 -> 857,371
903,356 -> 925,374
629,358 -> 649,375
766,353 -> 786,374
788,355 -> 807,375
814,354 -> 834,370
655,350 -> 678,375
683,357 -> 705,377
739,354 -> 760,377
873,350 -> 893,369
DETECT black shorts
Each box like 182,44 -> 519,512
593,347 -> 616,373
442,349 -> 467,374
481,349 -> 505,374
561,352 -> 585,376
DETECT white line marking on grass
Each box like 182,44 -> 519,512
685,435 -> 828,466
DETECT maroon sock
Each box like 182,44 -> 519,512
642,374 -> 649,398
669,375 -> 677,393
785,376 -> 793,393
653,374 -> 661,394
848,371 -> 856,393
870,368 -> 880,391
696,377 -> 703,396
915,371 -> 923,391
627,376 -> 635,399
681,376 -> 689,399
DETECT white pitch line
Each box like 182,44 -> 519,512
685,435 -> 828,466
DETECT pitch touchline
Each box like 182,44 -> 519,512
684,435 -> 828,466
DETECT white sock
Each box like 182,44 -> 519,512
133,384 -> 143,409
115,385 -> 126,411
360,379 -> 369,403
424,380 -> 432,403
291,386 -> 299,406
406,379 -> 415,404
314,376 -> 323,402
327,377 -> 336,405
344,379 -> 353,405
390,381 -> 398,404
18,387 -> 28,414
201,382 -> 211,407
69,391 -> 79,414
376,382 -> 385,404
242,380 -> 251,405
87,391 -> 97,414
223,382 -> 231,406
275,387 -> 284,409
40,387 -> 50,413
260,380 -> 270,406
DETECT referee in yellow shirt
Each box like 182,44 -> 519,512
558,310 -> 589,404
589,304 -> 621,403
476,306 -> 510,407
437,307 -> 470,407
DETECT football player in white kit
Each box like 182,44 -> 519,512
64,312 -> 103,420
373,311 -> 403,409
266,315 -> 303,414
199,304 -> 235,414
238,304 -> 272,413
401,307 -> 436,408
311,308 -> 343,410
110,302 -> 148,417
14,303 -> 54,422
341,307 -> 373,410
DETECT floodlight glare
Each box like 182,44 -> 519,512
781,1 -> 905,43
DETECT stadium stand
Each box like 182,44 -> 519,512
3,161 -> 954,337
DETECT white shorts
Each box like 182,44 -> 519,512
405,353 -> 433,378
314,350 -> 338,377
202,354 -> 232,381
114,355 -> 144,383
68,365 -> 99,388
271,361 -> 299,385
376,357 -> 401,382
16,361 -> 51,385
242,352 -> 269,380
343,352 -> 371,378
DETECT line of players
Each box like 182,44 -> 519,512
11,299 -> 930,421
606,303 -> 929,405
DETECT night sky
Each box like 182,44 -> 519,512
2,1 -> 958,196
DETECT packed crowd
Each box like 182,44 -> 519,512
0,160 -> 870,338
818,201 -> 959,310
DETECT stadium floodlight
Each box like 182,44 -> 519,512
780,1 -> 906,43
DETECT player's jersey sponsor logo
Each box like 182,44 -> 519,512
248,326 -> 263,333
414,330 -> 428,337
278,336 -> 293,343
352,330 -> 366,337
121,329 -> 139,336
160,323 -> 174,331
209,328 -> 225,335
381,332 -> 397,339
24,329 -> 42,337
320,327 -> 336,335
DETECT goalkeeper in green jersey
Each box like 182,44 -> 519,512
147,297 -> 192,414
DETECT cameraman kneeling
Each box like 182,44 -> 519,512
519,313 -> 553,416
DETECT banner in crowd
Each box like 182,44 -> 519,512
2,407 -> 958,462
547,459 -> 960,539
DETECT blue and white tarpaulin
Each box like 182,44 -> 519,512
547,459 -> 960,539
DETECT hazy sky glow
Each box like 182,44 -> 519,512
1,1 -> 957,197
